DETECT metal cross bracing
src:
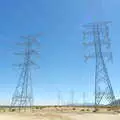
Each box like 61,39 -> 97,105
83,21 -> 115,107
10,34 -> 40,112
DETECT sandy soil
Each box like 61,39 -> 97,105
0,112 -> 120,120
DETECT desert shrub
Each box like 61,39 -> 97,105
35,106 -> 39,109
86,109 -> 90,111
92,108 -> 98,112
72,107 -> 76,110
81,109 -> 84,111
11,109 -> 16,112
39,106 -> 46,110
107,108 -> 112,111
54,105 -> 58,108
3,109 -> 5,112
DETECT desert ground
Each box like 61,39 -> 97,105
0,106 -> 120,120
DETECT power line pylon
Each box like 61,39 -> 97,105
71,90 -> 74,106
82,92 -> 86,106
83,21 -> 115,107
57,90 -> 62,106
10,34 -> 40,112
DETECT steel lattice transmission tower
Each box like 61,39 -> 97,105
10,34 -> 40,111
83,21 -> 115,106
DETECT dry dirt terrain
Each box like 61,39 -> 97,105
0,112 -> 120,120
0,107 -> 120,120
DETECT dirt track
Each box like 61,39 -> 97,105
0,112 -> 120,120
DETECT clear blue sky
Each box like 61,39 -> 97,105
0,0 -> 120,105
